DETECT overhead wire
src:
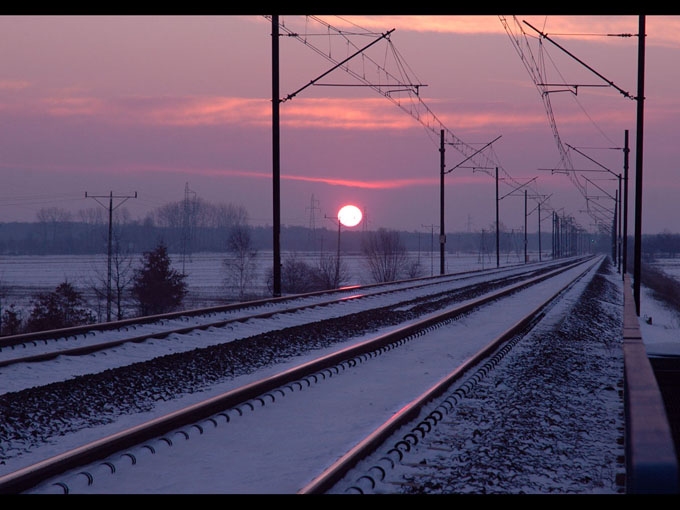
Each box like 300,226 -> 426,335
539,37 -> 618,147
271,15 -> 563,228
499,15 -> 619,230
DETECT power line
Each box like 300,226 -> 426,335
273,15 -> 554,271
85,191 -> 137,323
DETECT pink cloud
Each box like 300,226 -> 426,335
102,163 -> 495,190
322,15 -> 680,48
0,79 -> 31,91
16,93 -> 559,133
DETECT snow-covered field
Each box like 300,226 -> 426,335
0,251 -> 514,303
640,257 -> 680,356
2,251 -> 677,356
650,257 -> 680,281
0,250 -> 528,322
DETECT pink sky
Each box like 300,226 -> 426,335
0,15 -> 678,234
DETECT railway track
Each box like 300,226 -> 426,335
0,255 -> 601,494
0,258 -> 583,373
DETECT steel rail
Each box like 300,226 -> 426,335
299,257 -> 599,494
0,259 -> 553,350
0,256 -> 594,494
0,259 -> 583,368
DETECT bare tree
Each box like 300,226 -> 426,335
404,257 -> 424,279
151,197 -> 250,252
223,223 -> 257,300
88,211 -> 136,321
36,207 -> 73,250
278,254 -> 317,294
90,231 -> 136,321
361,228 -> 409,283
314,253 -> 350,289
0,279 -> 21,336
265,253 -> 345,294
78,206 -> 105,226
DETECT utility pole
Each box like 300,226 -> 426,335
439,130 -> 446,275
496,174 -> 537,267
613,189 -> 619,264
335,219 -> 341,288
524,189 -> 528,263
552,211 -> 556,259
528,194 -> 551,263
272,15 -> 282,297
306,194 -> 320,251
523,18 -> 643,308
495,167 -> 500,268
271,16 -> 395,295
538,202 -> 542,261
623,129 -> 630,278
86,191 -> 137,323
617,179 -> 622,273
634,15 -> 646,316
422,224 -> 435,276
181,182 -> 196,275
442,135 -> 502,274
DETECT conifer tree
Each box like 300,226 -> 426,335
25,281 -> 94,332
131,242 -> 187,316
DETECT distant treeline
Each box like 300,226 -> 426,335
0,220 -> 619,256
0,199 -> 622,256
641,231 -> 680,259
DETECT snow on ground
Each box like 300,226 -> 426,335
4,255 -> 671,494
650,257 -> 680,282
18,259 -> 599,493
0,259 -> 562,480
331,258 -> 625,494
638,285 -> 680,356
0,261 -> 550,396
0,251 -> 527,310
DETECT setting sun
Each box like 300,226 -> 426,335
337,204 -> 362,227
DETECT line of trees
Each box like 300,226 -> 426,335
0,242 -> 187,335
7,219 -> 670,337
0,198 -> 251,255
0,229 -> 407,335
0,199 -> 623,257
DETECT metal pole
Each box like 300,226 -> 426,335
634,15 -> 645,316
430,225 -> 434,276
107,191 -> 113,323
618,174 -> 622,273
85,191 -> 136,322
495,167 -> 500,268
614,189 -> 618,264
538,202 -> 542,262
272,15 -> 282,297
524,189 -> 527,263
440,129 -> 445,275
335,220 -> 341,288
552,211 -> 555,259
623,129 -> 630,278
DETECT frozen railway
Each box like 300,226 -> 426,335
0,257 -> 582,385
0,256 -> 616,493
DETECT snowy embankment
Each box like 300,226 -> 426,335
332,257 -> 625,494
